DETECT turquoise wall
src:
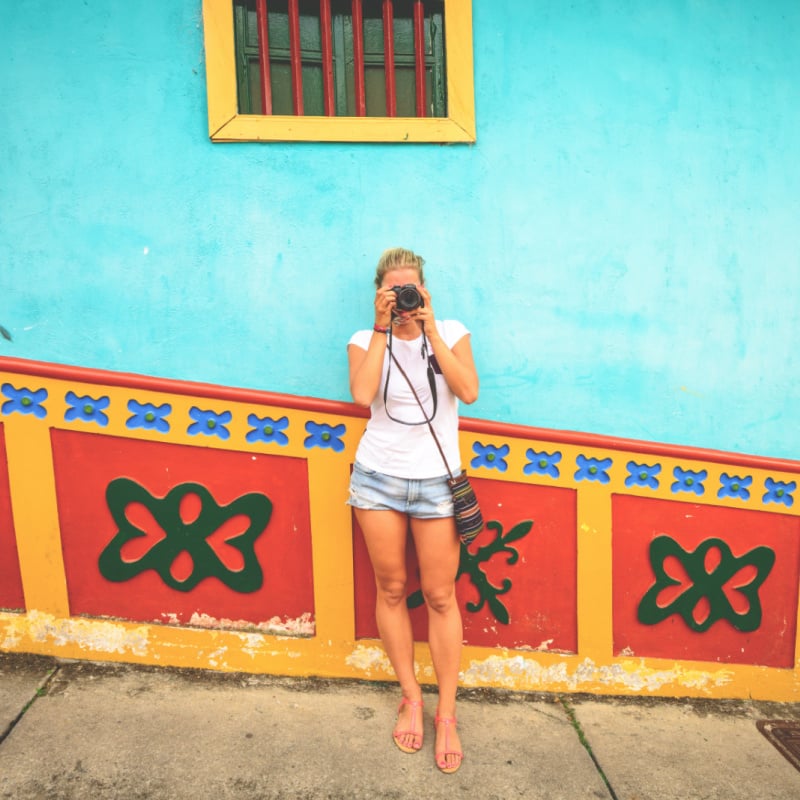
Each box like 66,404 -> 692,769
1,1 -> 798,459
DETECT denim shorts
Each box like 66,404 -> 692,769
347,462 -> 454,519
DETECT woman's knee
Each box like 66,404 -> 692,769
375,577 -> 408,607
421,584 -> 457,614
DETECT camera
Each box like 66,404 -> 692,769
391,284 -> 424,312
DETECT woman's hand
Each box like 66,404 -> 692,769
374,287 -> 396,329
409,286 -> 436,329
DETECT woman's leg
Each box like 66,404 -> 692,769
411,517 -> 463,769
355,508 -> 423,750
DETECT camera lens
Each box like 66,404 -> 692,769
393,284 -> 423,312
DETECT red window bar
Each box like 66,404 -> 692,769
254,0 -> 429,119
288,0 -> 304,114
413,0 -> 425,116
352,0 -> 366,116
319,0 -> 335,115
255,0 -> 273,114
382,0 -> 397,117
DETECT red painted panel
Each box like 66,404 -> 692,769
613,495 -> 800,667
51,430 -> 315,631
0,423 -> 25,610
353,478 -> 577,652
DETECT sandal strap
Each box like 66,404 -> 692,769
394,699 -> 424,744
397,698 -> 423,731
434,716 -> 463,766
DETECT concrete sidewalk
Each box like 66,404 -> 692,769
1,653 -> 799,800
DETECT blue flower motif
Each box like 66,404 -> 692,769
304,421 -> 345,452
126,400 -> 172,433
471,442 -> 510,472
671,466 -> 707,496
1,383 -> 48,418
625,461 -> 661,489
188,407 -> 232,440
717,473 -> 752,501
763,477 -> 796,508
575,454 -> 612,483
64,391 -> 110,427
246,414 -> 289,446
523,448 -> 561,478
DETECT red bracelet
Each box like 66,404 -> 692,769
373,324 -> 389,333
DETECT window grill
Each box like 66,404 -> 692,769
234,0 -> 446,118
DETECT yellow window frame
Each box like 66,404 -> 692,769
201,0 -> 476,143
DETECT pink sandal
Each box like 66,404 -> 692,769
393,698 -> 424,753
434,715 -> 463,774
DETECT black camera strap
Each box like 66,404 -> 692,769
385,333 -> 453,479
383,325 -> 438,427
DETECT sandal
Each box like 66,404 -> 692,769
393,698 -> 424,754
434,715 -> 463,774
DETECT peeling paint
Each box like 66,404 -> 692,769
2,611 -> 149,656
345,645 -> 395,677
158,611 -> 315,637
1,624 -> 22,649
207,645 -> 228,667
228,631 -> 301,660
462,654 -> 735,693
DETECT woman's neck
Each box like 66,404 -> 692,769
391,319 -> 423,340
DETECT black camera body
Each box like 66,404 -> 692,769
391,284 -> 424,312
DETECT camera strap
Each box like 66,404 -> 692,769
385,337 -> 453,479
383,325 -> 439,427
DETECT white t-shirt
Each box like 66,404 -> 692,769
349,320 -> 469,479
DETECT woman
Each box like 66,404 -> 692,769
347,247 -> 479,774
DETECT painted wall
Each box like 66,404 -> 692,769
2,359 -> 799,699
1,1 -> 798,460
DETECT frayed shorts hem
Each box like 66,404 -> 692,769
347,461 -> 454,519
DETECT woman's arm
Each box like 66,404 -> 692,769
348,336 -> 387,407
427,329 -> 479,405
348,286 -> 395,407
415,287 -> 479,405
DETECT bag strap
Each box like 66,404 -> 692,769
388,348 -> 455,481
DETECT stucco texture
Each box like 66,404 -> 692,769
1,0 -> 798,459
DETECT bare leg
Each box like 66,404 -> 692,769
355,508 -> 423,751
411,517 -> 463,770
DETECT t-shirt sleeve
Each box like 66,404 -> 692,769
441,319 -> 470,348
348,329 -> 373,350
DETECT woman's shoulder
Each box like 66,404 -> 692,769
348,328 -> 373,349
435,319 -> 470,345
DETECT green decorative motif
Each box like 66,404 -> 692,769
408,520 -> 533,624
637,536 -> 775,632
99,478 -> 272,592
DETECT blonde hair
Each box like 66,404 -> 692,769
374,247 -> 426,288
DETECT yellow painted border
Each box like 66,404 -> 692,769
1,359 -> 799,701
201,0 -> 476,143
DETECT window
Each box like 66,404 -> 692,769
202,0 -> 475,142
234,0 -> 446,118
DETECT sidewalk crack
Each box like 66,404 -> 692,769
0,665 -> 60,747
559,697 -> 619,800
